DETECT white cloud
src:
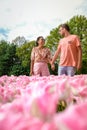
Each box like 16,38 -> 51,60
0,0 -> 87,42
0,33 -> 6,40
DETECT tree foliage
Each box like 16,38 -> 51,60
45,28 -> 60,55
67,15 -> 87,74
68,15 -> 87,58
16,41 -> 35,74
0,40 -> 19,76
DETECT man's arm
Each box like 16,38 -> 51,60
77,46 -> 82,71
51,45 -> 61,70
51,45 -> 61,64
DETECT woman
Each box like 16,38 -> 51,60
30,36 -> 52,76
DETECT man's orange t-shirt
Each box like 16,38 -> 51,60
58,35 -> 81,67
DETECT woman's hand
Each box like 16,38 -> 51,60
30,70 -> 34,76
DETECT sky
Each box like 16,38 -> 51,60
0,0 -> 87,42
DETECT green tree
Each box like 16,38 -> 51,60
16,41 -> 35,75
46,28 -> 60,55
68,15 -> 87,74
0,40 -> 21,76
45,28 -> 61,75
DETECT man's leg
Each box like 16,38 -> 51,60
66,66 -> 76,76
58,66 -> 67,75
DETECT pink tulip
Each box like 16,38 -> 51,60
54,102 -> 87,130
30,93 -> 58,120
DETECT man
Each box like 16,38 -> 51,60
51,24 -> 82,76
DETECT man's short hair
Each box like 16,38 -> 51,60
60,24 -> 70,32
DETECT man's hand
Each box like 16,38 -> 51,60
77,64 -> 82,71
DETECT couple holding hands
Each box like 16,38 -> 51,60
30,24 -> 82,77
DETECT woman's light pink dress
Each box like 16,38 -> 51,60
31,47 -> 52,76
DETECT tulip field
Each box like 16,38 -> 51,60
0,74 -> 87,130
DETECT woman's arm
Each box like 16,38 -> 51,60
30,60 -> 34,76
30,48 -> 35,75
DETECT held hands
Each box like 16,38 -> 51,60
51,63 -> 55,71
49,59 -> 55,71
